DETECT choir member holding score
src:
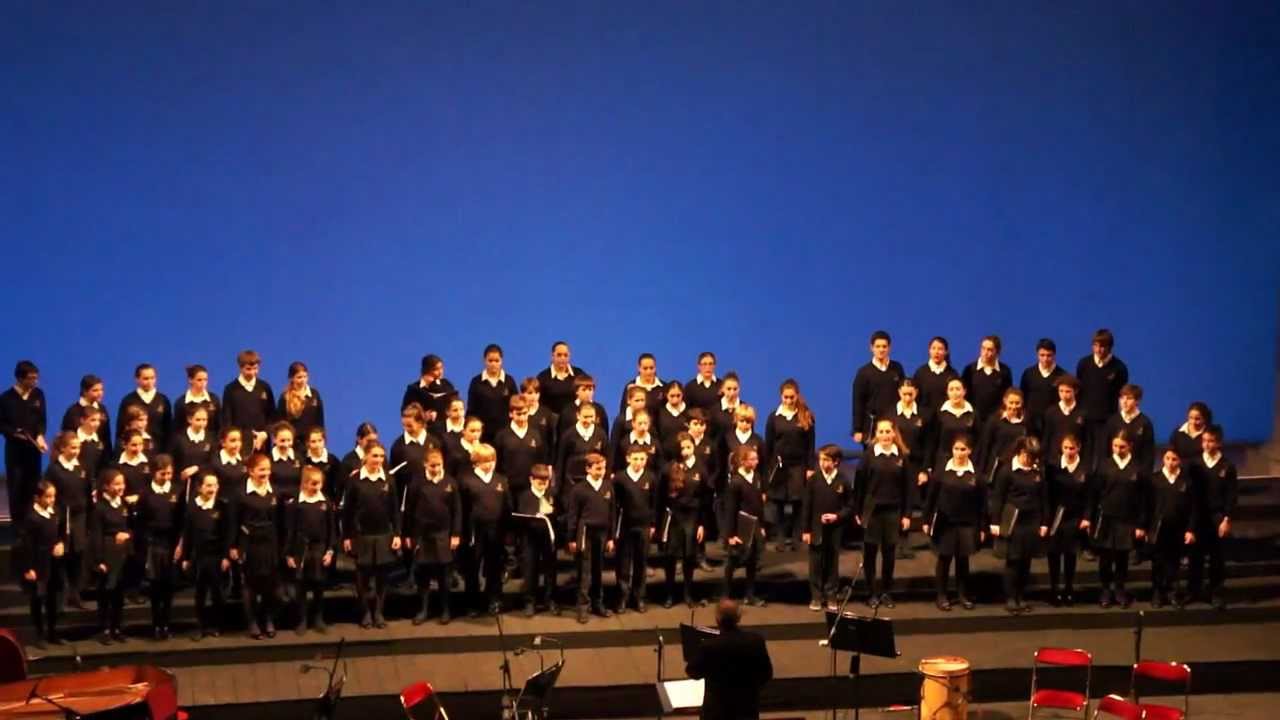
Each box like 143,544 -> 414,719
401,354 -> 456,423
1147,448 -> 1199,608
764,379 -> 815,551
170,405 -> 214,500
285,466 -> 336,633
1087,429 -> 1147,609
722,445 -> 767,606
1046,433 -> 1089,606
20,480 -> 65,649
923,434 -> 985,611
137,455 -> 181,639
661,439 -> 709,607
45,432 -> 89,608
2,361 -> 47,523
230,453 -> 281,638
613,443 -> 658,613
989,437 -> 1048,614
515,464 -> 559,617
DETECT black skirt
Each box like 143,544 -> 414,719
355,532 -> 397,569
295,540 -> 331,583
661,512 -> 699,559
863,507 -> 902,547
767,465 -> 805,502
1047,520 -> 1085,555
68,511 -> 88,555
24,561 -> 64,597
413,532 -> 454,566
1092,517 -> 1135,551
97,537 -> 132,590
998,520 -> 1045,561
145,536 -> 177,582
242,527 -> 279,581
932,522 -> 979,557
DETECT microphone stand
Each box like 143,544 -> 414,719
821,559 -> 867,720
495,611 -> 515,719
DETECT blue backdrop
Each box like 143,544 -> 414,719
4,1 -> 1278,450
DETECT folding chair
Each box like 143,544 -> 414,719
0,629 -> 28,683
1029,647 -> 1093,719
1093,693 -> 1144,720
1131,661 -> 1190,720
400,681 -> 450,720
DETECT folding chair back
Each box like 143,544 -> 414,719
1030,647 -> 1093,719
1131,661 -> 1190,720
401,681 -> 448,720
1093,693 -> 1144,720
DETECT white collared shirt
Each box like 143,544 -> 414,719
220,449 -> 242,465
945,459 -> 975,475
237,375 -> 257,393
774,405 -> 796,421
1011,457 -> 1033,472
136,387 -> 157,404
549,364 -> 574,381
928,360 -> 948,374
665,403 -> 686,417
104,494 -> 123,509
586,475 -> 604,492
634,375 -> 662,390
151,480 -> 173,494
975,360 -> 1001,375
1113,454 -> 1132,470
32,502 -> 55,519
735,428 -> 753,444
683,456 -> 696,470
76,428 -> 99,444
1203,451 -> 1222,469
359,468 -> 386,483
576,423 -> 595,443
483,370 -> 506,387
721,397 -> 739,412
509,422 -> 528,439
78,397 -> 98,409
626,466 -> 645,482
187,427 -> 206,443
404,429 -> 428,446
308,449 -> 330,463
629,432 -> 652,446
1062,456 -> 1081,472
445,418 -> 465,434
822,469 -> 838,485
871,358 -> 890,372
896,401 -> 917,419
426,472 -> 444,485
697,375 -> 717,388
940,401 -> 974,417
460,439 -> 478,457
246,479 -> 273,496
14,385 -> 31,401
873,444 -> 899,457
1003,413 -> 1025,424
1178,422 -> 1203,438
272,447 -> 295,463
119,452 -> 147,466
57,455 -> 79,472
475,468 -> 494,484
184,389 -> 211,404
297,385 -> 313,398
1058,401 -> 1077,415
1162,468 -> 1180,484
1038,363 -> 1057,378
299,491 -> 326,503
1093,353 -> 1110,368
354,445 -> 366,461
195,495 -> 216,510
1120,409 -> 1140,424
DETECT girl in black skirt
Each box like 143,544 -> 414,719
278,361 -> 325,452
763,379 -> 816,551
977,388 -> 1029,485
212,426 -> 247,500
1086,429 -> 1147,608
44,432 -> 90,609
1046,433 -> 1089,606
1168,401 -> 1212,462
656,382 -> 691,460
661,439 -> 709,608
175,364 -> 221,438
339,422 -> 380,498
342,442 -> 402,628
404,447 -> 461,625
138,455 -> 182,639
91,468 -> 132,644
171,405 -> 214,501
116,429 -> 152,502
20,480 -> 66,648
891,380 -> 931,559
856,419 -> 911,608
180,472 -> 229,639
303,427 -> 341,500
286,466 -> 335,634
229,453 -> 281,639
928,379 -> 977,478
74,405 -> 107,492
269,422 -> 302,502
989,436 -> 1049,614
922,434 -> 985,611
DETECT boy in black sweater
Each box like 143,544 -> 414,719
613,445 -> 658,613
557,374 -> 610,441
2,360 -> 48,523
1189,425 -> 1237,609
1103,385 -> 1156,473
222,350 -> 275,452
566,453 -> 615,623
850,330 -> 906,445
521,377 -> 560,461
460,443 -> 511,616
515,464 -> 559,616
60,374 -> 111,459
494,395 -> 547,497
1019,339 -> 1066,434
802,445 -> 855,610
1076,329 -> 1129,470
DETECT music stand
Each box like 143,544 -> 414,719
656,624 -> 719,716
824,610 -> 899,720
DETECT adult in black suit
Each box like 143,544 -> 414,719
685,598 -> 774,720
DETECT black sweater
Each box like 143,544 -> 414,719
1147,470 -> 1198,536
221,379 -> 275,435
764,412 -> 815,470
460,471 -> 511,529
566,478 -> 615,539
1103,412 -> 1156,472
0,387 -> 47,448
977,416 -> 1029,479
856,450 -> 910,519
60,402 -> 110,458
535,366 -> 586,417
617,380 -> 665,418
612,468 -> 658,530
723,470 -> 766,538
851,360 -> 906,437
401,377 -> 457,419
494,424 -> 548,494
286,496 -> 336,556
174,392 -> 220,438
683,377 -> 722,413
929,405 -> 978,473
44,459 -> 90,518
404,475 -> 463,541
961,362 -> 1012,424
911,363 -> 959,417
556,400 -> 610,441
117,390 -> 173,452
655,405 -> 691,459
277,388 -> 325,442
182,498 -> 229,563
800,469 -> 854,534
1041,403 -> 1088,466
137,482 -> 183,546
1018,365 -> 1066,433
1193,454 -> 1238,525
990,465 -> 1049,525
1047,459 -> 1090,522
1088,456 -> 1146,527
925,466 -> 986,526
1075,355 -> 1129,423
342,475 -> 401,537
555,424 -> 609,487
467,374 -> 519,440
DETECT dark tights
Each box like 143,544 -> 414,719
934,555 -> 971,599
356,568 -> 388,621
864,543 -> 896,595
1047,552 -> 1078,594
1003,558 -> 1032,603
1098,550 -> 1130,594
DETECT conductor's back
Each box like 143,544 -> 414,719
685,599 -> 774,720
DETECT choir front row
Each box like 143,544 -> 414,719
16,416 -> 1239,649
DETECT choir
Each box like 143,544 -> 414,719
0,329 -> 1242,646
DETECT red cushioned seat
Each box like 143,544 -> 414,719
1033,688 -> 1088,711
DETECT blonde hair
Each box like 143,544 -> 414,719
469,443 -> 497,464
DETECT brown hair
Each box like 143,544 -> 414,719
509,394 -> 528,411
520,376 -> 541,393
53,431 -> 78,454
236,349 -> 261,368
731,444 -> 758,471
779,379 -> 814,430
666,461 -> 686,495
283,361 -> 309,419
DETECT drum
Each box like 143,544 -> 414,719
919,655 -> 970,720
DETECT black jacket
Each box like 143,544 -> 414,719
685,627 -> 773,720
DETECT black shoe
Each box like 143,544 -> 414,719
360,611 -> 373,629
47,635 -> 66,647
154,627 -> 165,642
413,609 -> 429,626
961,597 -> 976,610
594,604 -> 613,618
439,608 -> 452,625
1050,593 -> 1063,607
296,620 -> 309,636
636,601 -> 647,614
867,594 -> 880,609
880,593 -> 895,609
1172,593 -> 1186,610
577,607 -> 589,624
615,603 -> 629,615
1099,590 -> 1114,609
487,601 -> 501,617
664,598 -> 675,609
936,597 -> 952,612
110,629 -> 126,643
467,607 -> 480,619
1212,592 -> 1227,611
99,631 -> 113,646
374,611 -> 388,628
548,602 -> 560,617
1152,593 -> 1165,609
1063,592 -> 1075,607
697,559 -> 714,572
265,619 -> 277,638
1119,591 -> 1133,609
207,628 -> 221,638
1018,599 -> 1032,613
747,595 -> 766,608
32,636 -> 47,651
1005,600 -> 1020,614
523,605 -> 535,618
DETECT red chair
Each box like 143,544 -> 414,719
0,629 -> 28,683
1131,661 -> 1191,720
400,681 -> 450,720
1093,693 -> 1144,720
1029,647 -> 1093,719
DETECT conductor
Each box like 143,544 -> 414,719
685,598 -> 774,720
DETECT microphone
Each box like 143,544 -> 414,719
513,647 -> 526,657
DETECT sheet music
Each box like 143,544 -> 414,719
512,512 -> 556,545
659,679 -> 705,711
1049,506 -> 1066,536
660,508 -> 673,544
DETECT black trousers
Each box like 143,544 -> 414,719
96,579 -> 124,632
576,529 -> 608,607
1151,533 -> 1187,595
194,563 -> 225,630
616,527 -> 649,604
416,562 -> 451,614
466,524 -> 505,607
4,444 -> 41,523
1098,549 -> 1130,592
807,526 -> 842,600
723,537 -> 762,599
935,555 -> 971,599
1188,525 -> 1226,595
521,537 -> 556,604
